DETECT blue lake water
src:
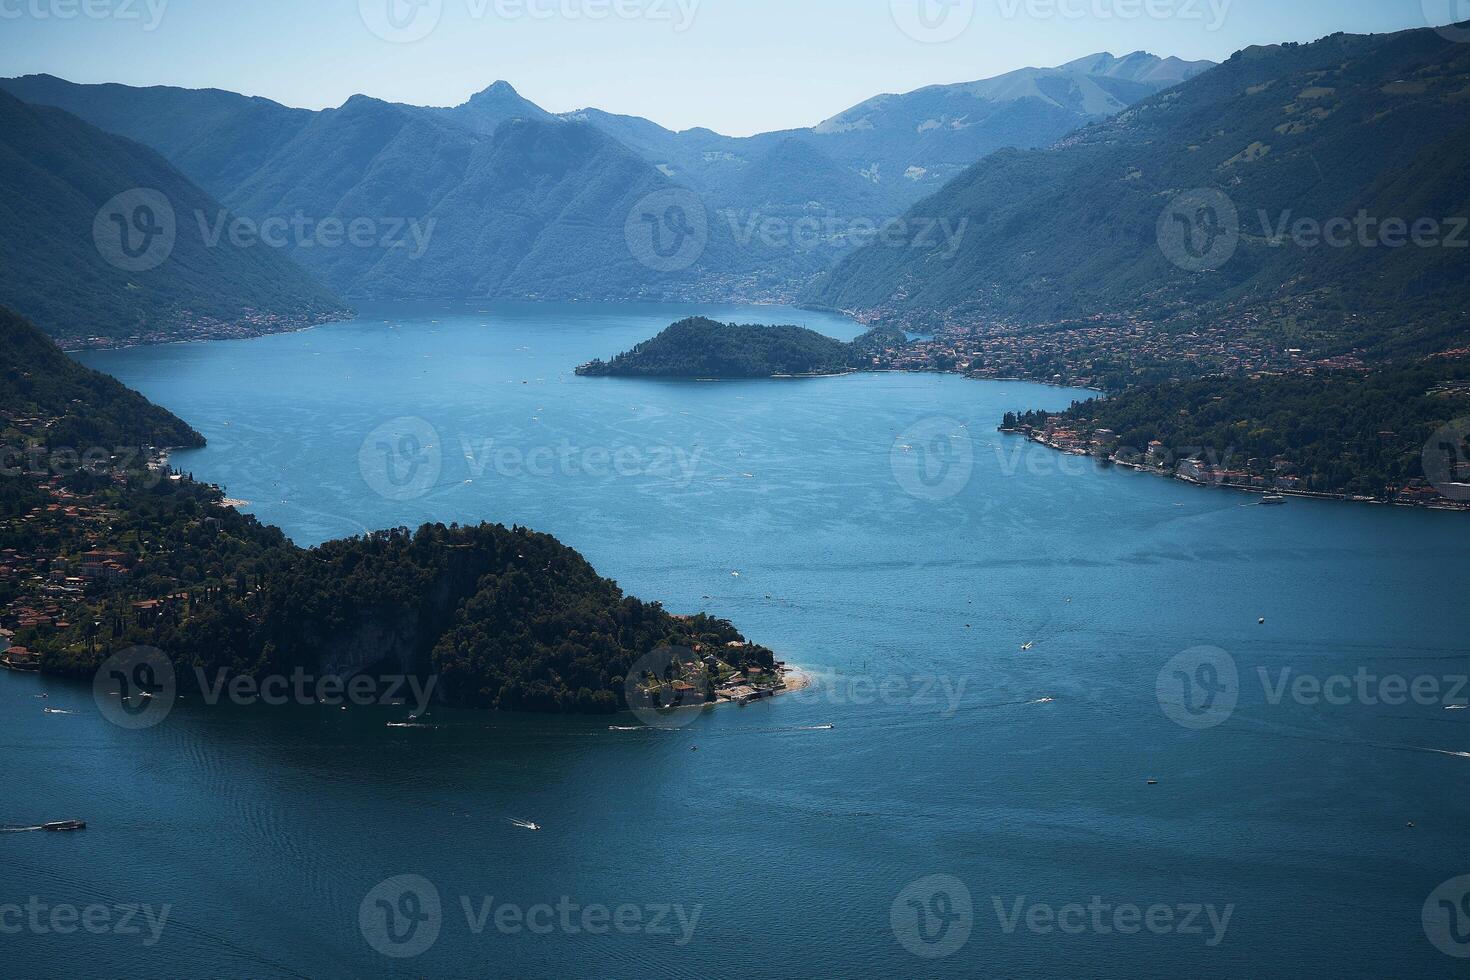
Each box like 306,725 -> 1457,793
4,301 -> 1468,977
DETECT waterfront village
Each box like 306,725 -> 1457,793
57,309 -> 344,352
851,309 -> 1364,391
996,416 -> 1470,511
636,635 -> 798,708
0,424 -> 191,670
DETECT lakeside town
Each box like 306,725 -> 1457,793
56,309 -> 349,352
846,308 -> 1365,391
0,434 -> 180,669
996,415 -> 1470,511
631,639 -> 804,711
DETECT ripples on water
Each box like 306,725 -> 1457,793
4,303 -> 1461,977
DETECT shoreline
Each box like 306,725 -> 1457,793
58,311 -> 354,354
1008,431 -> 1470,514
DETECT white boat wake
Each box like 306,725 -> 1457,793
507,817 -> 541,831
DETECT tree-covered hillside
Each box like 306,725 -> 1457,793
1010,357 -> 1470,500
576,317 -> 898,378
2,310 -> 774,713
0,306 -> 203,449
811,27 -> 1470,362
0,90 -> 349,345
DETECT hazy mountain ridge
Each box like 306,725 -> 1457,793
0,53 -> 1208,305
0,89 -> 348,345
807,27 -> 1470,360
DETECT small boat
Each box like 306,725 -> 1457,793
1020,642 -> 1034,651
42,820 -> 86,832
1261,494 -> 1287,506
1147,780 -> 1159,787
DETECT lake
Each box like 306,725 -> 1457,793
5,301 -> 1468,978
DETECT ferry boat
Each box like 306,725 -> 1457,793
1260,494 -> 1287,506
41,820 -> 86,832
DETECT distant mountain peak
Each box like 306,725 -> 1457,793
469,80 -> 522,101
814,52 -> 1213,135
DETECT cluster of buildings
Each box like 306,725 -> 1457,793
58,309 -> 343,352
656,643 -> 792,708
851,313 -> 1322,389
0,460 -> 149,651
1012,421 -> 1470,510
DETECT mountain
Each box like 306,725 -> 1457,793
0,73 -> 314,203
558,52 -> 1212,215
0,89 -> 349,346
0,306 -> 202,448
799,51 -> 1215,202
421,79 -> 556,134
204,98 -> 778,301
0,53 -> 1210,305
808,28 -> 1470,360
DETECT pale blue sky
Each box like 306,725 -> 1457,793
0,0 -> 1462,135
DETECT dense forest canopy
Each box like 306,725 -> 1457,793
2,309 -> 774,713
577,317 -> 904,378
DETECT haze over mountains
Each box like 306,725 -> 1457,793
0,89 -> 346,346
0,52 -> 1209,321
809,27 -> 1470,362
